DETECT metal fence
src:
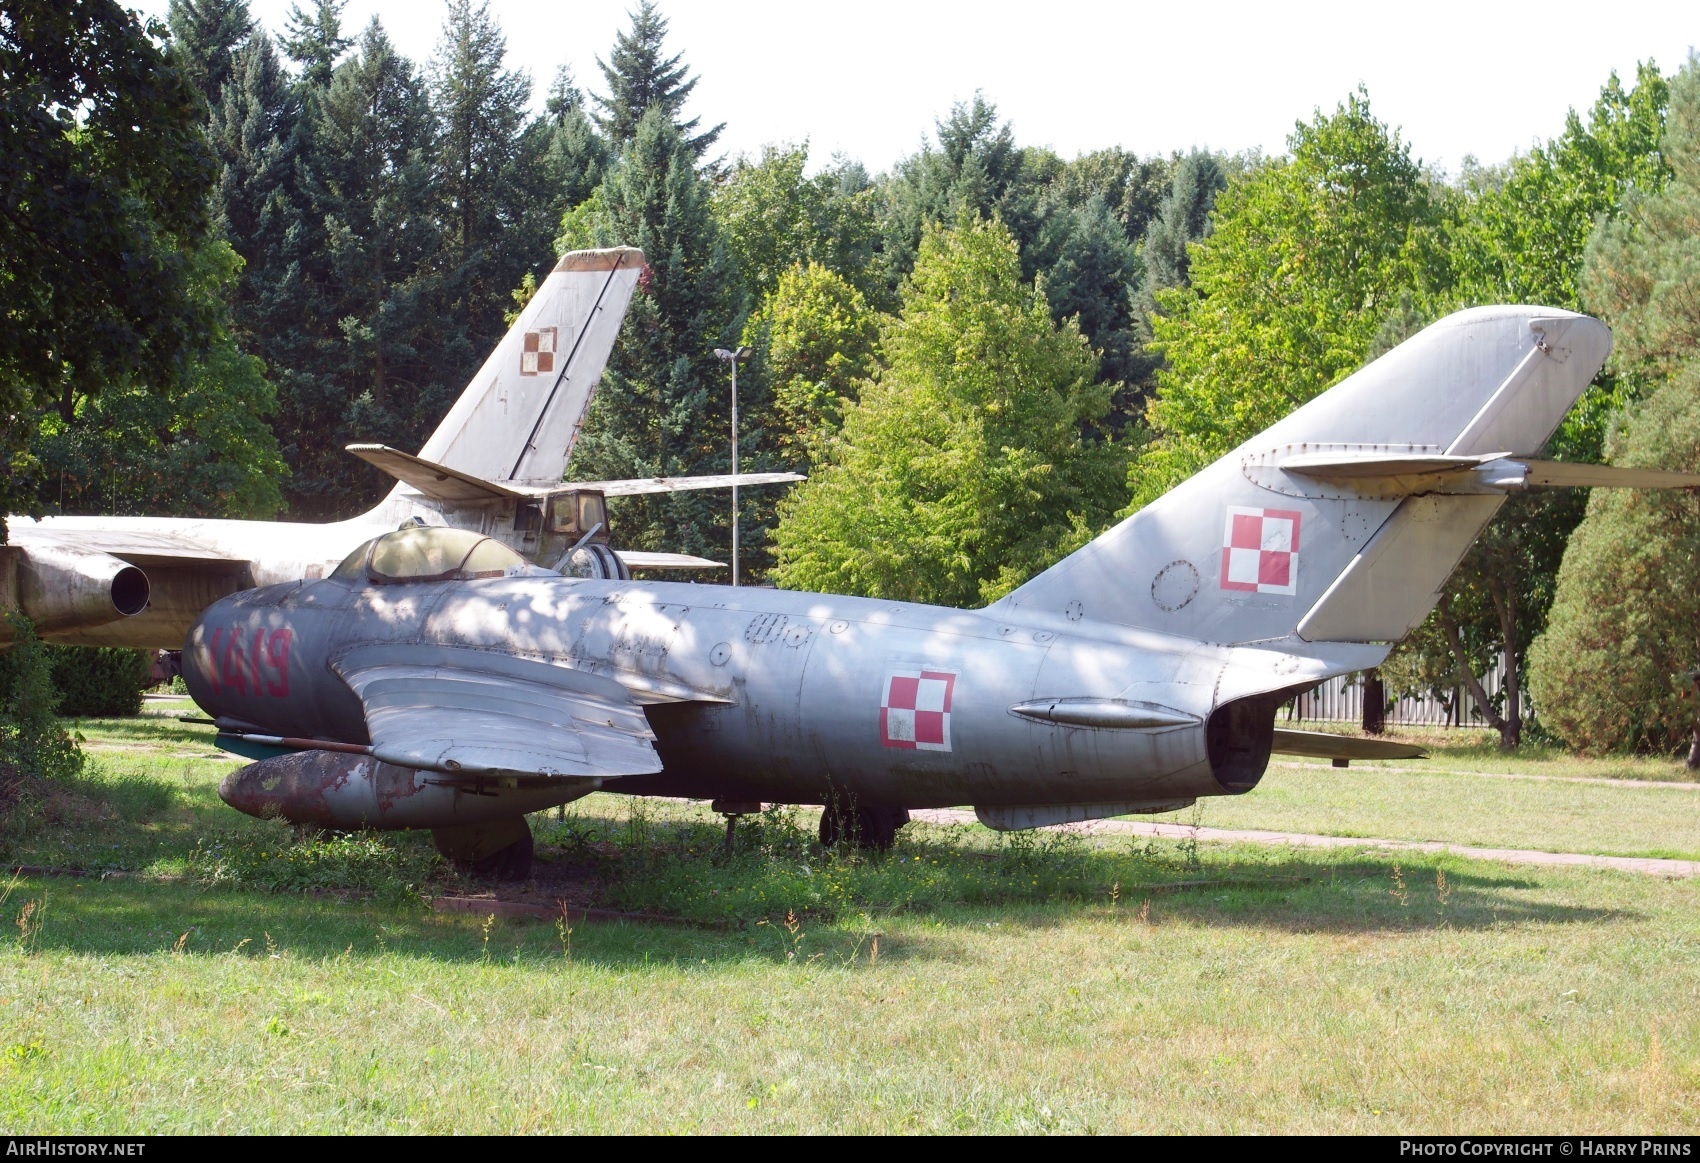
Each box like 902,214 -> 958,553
1282,660 -> 1528,728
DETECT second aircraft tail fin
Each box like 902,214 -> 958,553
415,247 -> 645,486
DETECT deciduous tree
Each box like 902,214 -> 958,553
772,216 -> 1125,606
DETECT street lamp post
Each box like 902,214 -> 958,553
713,345 -> 752,586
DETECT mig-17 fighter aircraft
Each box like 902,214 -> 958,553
185,306 -> 1700,877
0,247 -> 798,651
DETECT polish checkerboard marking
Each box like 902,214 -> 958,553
1220,507 -> 1302,596
880,669 -> 955,751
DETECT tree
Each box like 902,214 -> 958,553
772,216 -> 1125,606
875,94 -> 1053,293
1530,56 -> 1700,758
26,239 -> 286,521
1128,89 -> 1444,511
1140,150 -> 1230,302
742,262 -> 880,472
273,18 -> 445,517
593,0 -> 721,157
0,0 -> 219,537
712,142 -> 880,308
1031,193 -> 1142,398
1387,63 -> 1671,748
429,0 -> 532,282
565,107 -> 743,563
166,0 -> 253,105
207,30 -> 300,328
280,0 -> 350,90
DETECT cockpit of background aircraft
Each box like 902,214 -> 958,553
331,527 -> 549,585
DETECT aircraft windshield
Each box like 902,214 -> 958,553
334,527 -> 529,584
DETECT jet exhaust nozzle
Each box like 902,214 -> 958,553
16,544 -> 149,633
219,749 -> 597,830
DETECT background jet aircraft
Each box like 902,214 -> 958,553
0,246 -> 798,651
186,306 -> 1700,878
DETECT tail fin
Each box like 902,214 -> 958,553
415,247 -> 645,484
990,306 -> 1612,646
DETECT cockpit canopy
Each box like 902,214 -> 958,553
331,526 -> 534,585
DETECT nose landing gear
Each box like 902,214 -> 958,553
818,795 -> 909,852
432,818 -> 534,881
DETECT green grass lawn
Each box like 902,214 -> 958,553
0,703 -> 1697,1132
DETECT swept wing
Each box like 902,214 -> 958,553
331,644 -> 662,781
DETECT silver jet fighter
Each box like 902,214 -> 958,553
185,306 -> 1700,877
1,246 -> 798,650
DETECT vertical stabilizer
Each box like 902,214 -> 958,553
989,306 -> 1612,646
416,247 -> 645,484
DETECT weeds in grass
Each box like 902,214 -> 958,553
1391,865 -> 1409,908
555,915 -> 572,962
3,1039 -> 46,1065
13,897 -> 41,953
530,803 -> 1237,925
186,829 -> 439,902
480,913 -> 495,961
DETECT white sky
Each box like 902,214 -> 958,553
135,0 -> 1697,178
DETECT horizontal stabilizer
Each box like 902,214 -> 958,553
348,445 -> 522,504
1517,460 -> 1700,489
616,550 -> 726,570
1270,728 -> 1426,762
1261,449 -> 1700,498
575,472 -> 804,496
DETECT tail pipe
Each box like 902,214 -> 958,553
15,544 -> 149,633
1206,683 -> 1311,794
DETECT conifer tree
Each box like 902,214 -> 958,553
567,107 -> 742,561
428,0 -> 536,362
1530,57 -> 1700,757
166,0 -> 253,106
281,0 -> 351,90
208,31 -> 300,332
273,19 -> 446,517
593,1 -> 722,157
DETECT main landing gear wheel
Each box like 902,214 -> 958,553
818,796 -> 909,852
432,818 -> 534,881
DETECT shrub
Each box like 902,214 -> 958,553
0,613 -> 82,786
47,646 -> 152,718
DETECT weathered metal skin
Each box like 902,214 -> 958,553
185,575 -> 1334,822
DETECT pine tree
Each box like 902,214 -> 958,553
1033,194 -> 1141,395
567,107 -> 742,561
281,0 -> 351,90
1140,150 -> 1229,297
273,19 -> 445,517
208,31 -> 300,326
166,0 -> 254,106
593,1 -> 722,157
429,0 -> 535,353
